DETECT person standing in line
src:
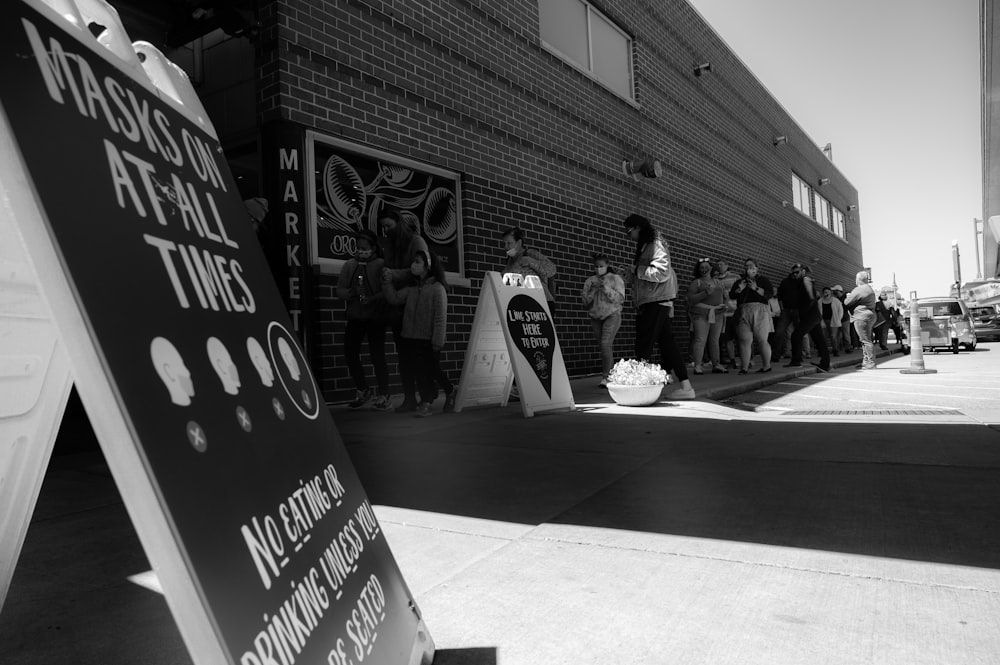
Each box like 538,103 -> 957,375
379,206 -> 455,412
622,213 -> 695,399
686,258 -> 728,374
500,226 -> 557,305
875,293 -> 893,351
381,250 -> 451,417
772,265 -> 806,360
831,285 -> 854,352
784,263 -> 831,372
817,286 -> 844,357
730,258 -> 774,374
844,270 -> 878,370
335,231 -> 393,410
715,259 -> 742,369
580,254 -> 626,386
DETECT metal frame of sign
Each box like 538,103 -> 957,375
0,2 -> 434,664
454,272 -> 574,418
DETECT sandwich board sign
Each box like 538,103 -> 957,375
454,271 -> 574,417
0,2 -> 434,664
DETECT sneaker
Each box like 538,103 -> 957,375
810,362 -> 830,373
372,394 -> 393,411
443,392 -> 457,413
667,387 -> 696,400
395,400 -> 418,413
711,364 -> 728,374
348,388 -> 372,409
693,363 -> 704,375
415,402 -> 433,418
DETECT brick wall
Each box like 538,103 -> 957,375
255,0 -> 863,402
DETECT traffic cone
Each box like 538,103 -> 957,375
900,293 -> 937,375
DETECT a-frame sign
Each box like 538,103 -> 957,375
0,2 -> 433,664
454,272 -> 574,417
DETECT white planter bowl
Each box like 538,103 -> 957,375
606,383 -> 664,406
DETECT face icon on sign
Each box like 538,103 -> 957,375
277,337 -> 301,381
246,337 -> 274,387
206,337 -> 241,395
151,337 -> 195,406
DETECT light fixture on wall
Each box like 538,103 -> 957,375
847,204 -> 858,211
781,200 -> 790,208
818,177 -> 830,186
693,62 -> 712,77
773,136 -> 788,146
622,158 -> 663,179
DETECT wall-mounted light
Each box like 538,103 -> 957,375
818,177 -> 830,186
693,62 -> 712,77
773,136 -> 788,146
847,204 -> 858,211
622,158 -> 663,179
781,200 -> 790,208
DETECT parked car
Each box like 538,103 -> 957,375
969,305 -> 1000,342
901,297 -> 977,353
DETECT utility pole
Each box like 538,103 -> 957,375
952,240 -> 962,296
974,218 -> 983,280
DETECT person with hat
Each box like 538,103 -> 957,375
831,284 -> 855,352
623,213 -> 695,400
772,263 -> 807,360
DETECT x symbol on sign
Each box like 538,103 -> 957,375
236,407 -> 252,432
186,422 -> 207,452
273,399 -> 285,420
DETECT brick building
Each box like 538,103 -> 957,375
120,0 -> 864,401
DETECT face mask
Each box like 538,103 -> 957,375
356,250 -> 373,261
596,266 -> 608,276
411,265 -> 425,277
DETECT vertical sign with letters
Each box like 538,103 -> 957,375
0,2 -> 433,664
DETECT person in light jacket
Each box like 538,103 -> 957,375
581,253 -> 626,386
844,270 -> 878,370
817,286 -> 845,357
622,213 -> 694,400
500,226 -> 557,304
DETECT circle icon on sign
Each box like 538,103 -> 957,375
151,337 -> 195,406
236,406 -> 252,432
267,322 -> 319,420
247,337 -> 275,387
207,337 -> 241,395
186,420 -> 207,452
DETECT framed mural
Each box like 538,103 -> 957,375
306,131 -> 464,277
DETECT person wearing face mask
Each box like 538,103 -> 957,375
381,250 -> 451,417
580,254 -> 626,386
730,258 -> 774,374
500,226 -> 557,307
686,258 -> 728,375
622,213 -> 695,400
336,231 -> 393,410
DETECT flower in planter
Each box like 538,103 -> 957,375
606,358 -> 668,386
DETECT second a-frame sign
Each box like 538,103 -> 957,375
454,271 -> 574,417
0,2 -> 433,664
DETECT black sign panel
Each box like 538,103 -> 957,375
506,294 -> 555,398
1,4 -> 422,663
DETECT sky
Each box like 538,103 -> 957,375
686,0 -> 984,297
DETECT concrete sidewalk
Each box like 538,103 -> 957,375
4,343 -> 1000,665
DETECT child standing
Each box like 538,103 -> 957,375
382,250 -> 451,417
580,254 -> 625,386
336,231 -> 392,409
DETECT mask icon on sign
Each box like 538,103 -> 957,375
277,337 -> 301,381
246,337 -> 275,387
207,337 -> 241,395
151,337 -> 195,406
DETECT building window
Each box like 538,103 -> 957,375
538,0 -> 634,100
791,173 -> 811,215
833,208 -> 846,239
814,193 -> 830,229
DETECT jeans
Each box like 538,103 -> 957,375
690,313 -> 723,368
399,338 -> 452,404
344,319 -> 388,394
853,310 -> 876,368
590,312 -> 621,377
822,320 -> 840,354
790,306 -> 830,367
392,324 -> 451,404
771,309 -> 800,358
635,302 -> 688,381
